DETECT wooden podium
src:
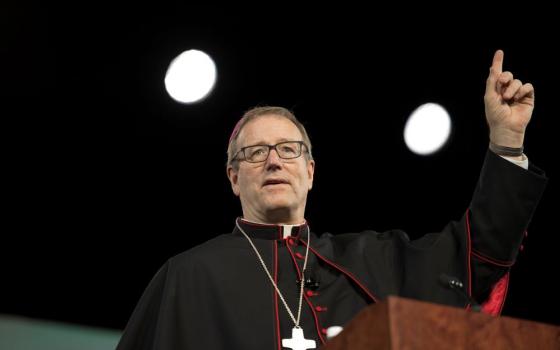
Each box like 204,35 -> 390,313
321,296 -> 560,349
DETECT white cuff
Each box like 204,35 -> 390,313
500,154 -> 529,170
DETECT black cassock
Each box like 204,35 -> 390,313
117,151 -> 546,349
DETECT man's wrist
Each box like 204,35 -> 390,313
489,129 -> 525,148
489,141 -> 524,157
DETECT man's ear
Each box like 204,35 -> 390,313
227,166 -> 240,196
307,160 -> 315,190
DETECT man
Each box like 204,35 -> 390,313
117,50 -> 547,349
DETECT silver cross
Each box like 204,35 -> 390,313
282,327 -> 316,350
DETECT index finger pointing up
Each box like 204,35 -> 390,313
492,49 -> 504,74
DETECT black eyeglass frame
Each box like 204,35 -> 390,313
233,141 -> 309,163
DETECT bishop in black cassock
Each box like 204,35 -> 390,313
117,50 -> 546,349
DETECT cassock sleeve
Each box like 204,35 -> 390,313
341,150 -> 546,313
467,150 -> 547,310
398,149 -> 547,311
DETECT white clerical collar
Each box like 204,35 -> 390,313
239,218 -> 307,239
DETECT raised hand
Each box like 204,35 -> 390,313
484,50 -> 535,148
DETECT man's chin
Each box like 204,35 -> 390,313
262,199 -> 294,212
263,202 -> 291,211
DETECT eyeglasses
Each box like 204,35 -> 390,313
234,141 -> 308,163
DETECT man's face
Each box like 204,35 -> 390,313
227,115 -> 315,224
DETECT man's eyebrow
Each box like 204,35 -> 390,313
245,138 -> 298,146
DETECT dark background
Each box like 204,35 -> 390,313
2,4 -> 558,330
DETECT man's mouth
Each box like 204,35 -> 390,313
263,179 -> 290,187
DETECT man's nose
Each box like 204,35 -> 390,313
265,148 -> 283,168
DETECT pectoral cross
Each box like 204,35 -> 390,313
282,327 -> 316,350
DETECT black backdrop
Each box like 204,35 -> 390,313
3,4 -> 558,330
